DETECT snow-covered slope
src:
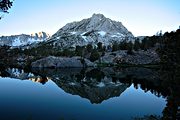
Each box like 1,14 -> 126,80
48,14 -> 134,48
0,32 -> 50,47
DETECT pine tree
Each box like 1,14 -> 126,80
86,44 -> 93,53
112,42 -> 119,51
0,0 -> 13,19
90,50 -> 100,62
97,42 -> 103,51
127,41 -> 133,55
134,39 -> 141,51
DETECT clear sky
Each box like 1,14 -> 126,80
0,0 -> 180,36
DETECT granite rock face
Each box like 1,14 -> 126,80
47,14 -> 134,48
31,56 -> 96,68
58,14 -> 133,35
99,49 -> 160,65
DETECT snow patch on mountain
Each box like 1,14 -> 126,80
98,31 -> 106,37
70,32 -> 77,35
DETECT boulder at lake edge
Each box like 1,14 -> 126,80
31,56 -> 96,68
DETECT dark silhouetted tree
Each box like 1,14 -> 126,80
127,41 -> 133,55
112,42 -> 119,51
134,39 -> 141,51
119,41 -> 128,50
97,42 -> 103,51
0,0 -> 13,19
90,50 -> 100,62
86,44 -> 93,53
158,29 -> 180,69
75,46 -> 85,57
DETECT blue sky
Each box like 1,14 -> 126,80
0,0 -> 180,36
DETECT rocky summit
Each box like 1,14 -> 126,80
48,14 -> 134,48
0,32 -> 50,47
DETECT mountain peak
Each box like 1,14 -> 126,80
31,31 -> 50,39
51,14 -> 134,48
91,13 -> 105,19
58,13 -> 133,34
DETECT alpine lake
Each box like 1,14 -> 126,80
0,67 -> 179,120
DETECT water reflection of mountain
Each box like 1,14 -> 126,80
1,67 -> 169,98
1,67 -> 164,103
31,68 -> 130,104
30,67 -> 164,104
60,81 -> 129,104
0,68 -> 49,84
1,67 -> 180,119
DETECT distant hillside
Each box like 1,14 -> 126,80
0,32 -> 50,47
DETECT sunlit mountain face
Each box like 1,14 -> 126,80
45,14 -> 134,49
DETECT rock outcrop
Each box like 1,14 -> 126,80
99,49 -> 160,65
31,56 -> 96,68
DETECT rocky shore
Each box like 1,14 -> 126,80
31,49 -> 160,68
100,49 -> 160,65
31,56 -> 96,68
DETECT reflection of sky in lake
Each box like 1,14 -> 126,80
0,77 -> 166,120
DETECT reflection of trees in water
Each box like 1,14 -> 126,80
160,68 -> 180,120
86,68 -> 105,82
102,67 -> 171,98
29,67 -> 180,119
31,67 -> 171,103
1,67 -> 180,118
34,68 -> 130,104
133,115 -> 161,120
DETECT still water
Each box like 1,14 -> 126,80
0,67 -> 174,120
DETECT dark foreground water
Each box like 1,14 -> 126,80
0,67 -> 179,120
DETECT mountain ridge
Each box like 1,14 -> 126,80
0,14 -> 134,48
49,13 -> 134,48
0,31 -> 50,47
56,14 -> 133,35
